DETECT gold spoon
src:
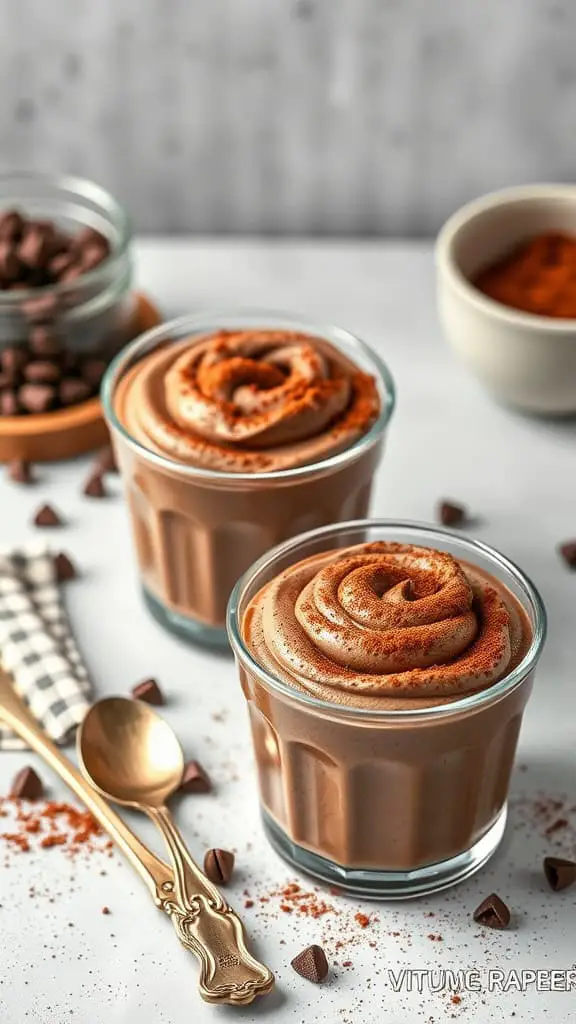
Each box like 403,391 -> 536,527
78,696 -> 274,1006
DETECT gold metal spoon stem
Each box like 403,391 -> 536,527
78,696 -> 275,1006
0,670 -> 171,899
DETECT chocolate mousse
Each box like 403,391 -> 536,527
110,326 -> 389,640
237,538 -> 539,886
115,330 -> 380,472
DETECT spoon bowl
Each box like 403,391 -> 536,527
78,696 -> 184,807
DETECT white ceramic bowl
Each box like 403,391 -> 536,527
436,184 -> 576,414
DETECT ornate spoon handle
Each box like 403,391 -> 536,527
150,805 -> 274,1005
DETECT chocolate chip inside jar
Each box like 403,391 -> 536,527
0,208 -> 119,416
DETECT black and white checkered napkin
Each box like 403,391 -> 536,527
0,547 -> 91,750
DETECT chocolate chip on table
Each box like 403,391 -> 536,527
54,551 -> 77,583
291,945 -> 329,983
438,500 -> 467,527
28,325 -> 63,358
18,382 -> 57,414
131,678 -> 164,706
0,390 -> 19,416
543,855 -> 576,892
10,766 -> 44,801
559,541 -> 576,569
33,503 -> 63,527
96,444 -> 118,475
472,893 -> 511,929
59,378 -> 92,407
7,458 -> 33,484
83,472 -> 106,499
179,760 -> 212,795
203,848 -> 235,885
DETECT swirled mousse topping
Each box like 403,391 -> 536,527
244,542 -> 532,708
115,329 -> 381,472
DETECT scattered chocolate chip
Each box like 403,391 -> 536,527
10,766 -> 44,801
179,760 -> 211,795
80,359 -> 107,390
23,360 -> 61,385
203,848 -> 235,885
559,541 -> 576,569
473,893 -> 510,929
438,500 -> 467,527
54,551 -> 77,582
33,503 -> 63,527
291,945 -> 329,983
1,346 -> 28,378
59,378 -> 92,407
28,325 -> 63,358
0,210 -> 24,242
101,906 -> 111,915
7,458 -> 32,484
83,473 -> 106,499
0,390 -> 18,416
131,678 -> 164,706
18,382 -> 57,414
96,444 -> 118,474
22,292 -> 60,323
543,856 -> 576,892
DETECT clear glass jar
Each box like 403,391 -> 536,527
102,311 -> 396,648
0,171 -> 134,361
228,520 -> 547,899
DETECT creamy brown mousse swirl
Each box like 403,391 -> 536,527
116,329 -> 380,472
246,542 -> 528,704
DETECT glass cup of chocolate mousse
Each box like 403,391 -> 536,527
227,520 -> 546,898
102,312 -> 395,647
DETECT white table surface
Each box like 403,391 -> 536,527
0,240 -> 575,1024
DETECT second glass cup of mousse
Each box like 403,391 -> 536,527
102,311 -> 395,646
228,520 -> 546,898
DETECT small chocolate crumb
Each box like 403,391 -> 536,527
559,541 -> 576,569
131,678 -> 164,706
101,906 -> 110,915
543,856 -> 576,892
291,944 -> 329,983
438,500 -> 467,527
83,473 -> 106,499
33,503 -> 63,527
10,766 -> 44,801
7,458 -> 32,484
179,760 -> 211,795
95,445 -> 118,475
204,848 -> 235,885
473,893 -> 510,929
54,552 -> 77,583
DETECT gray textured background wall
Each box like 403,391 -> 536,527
0,0 -> 575,235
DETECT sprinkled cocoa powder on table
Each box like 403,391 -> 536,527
0,796 -> 110,858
